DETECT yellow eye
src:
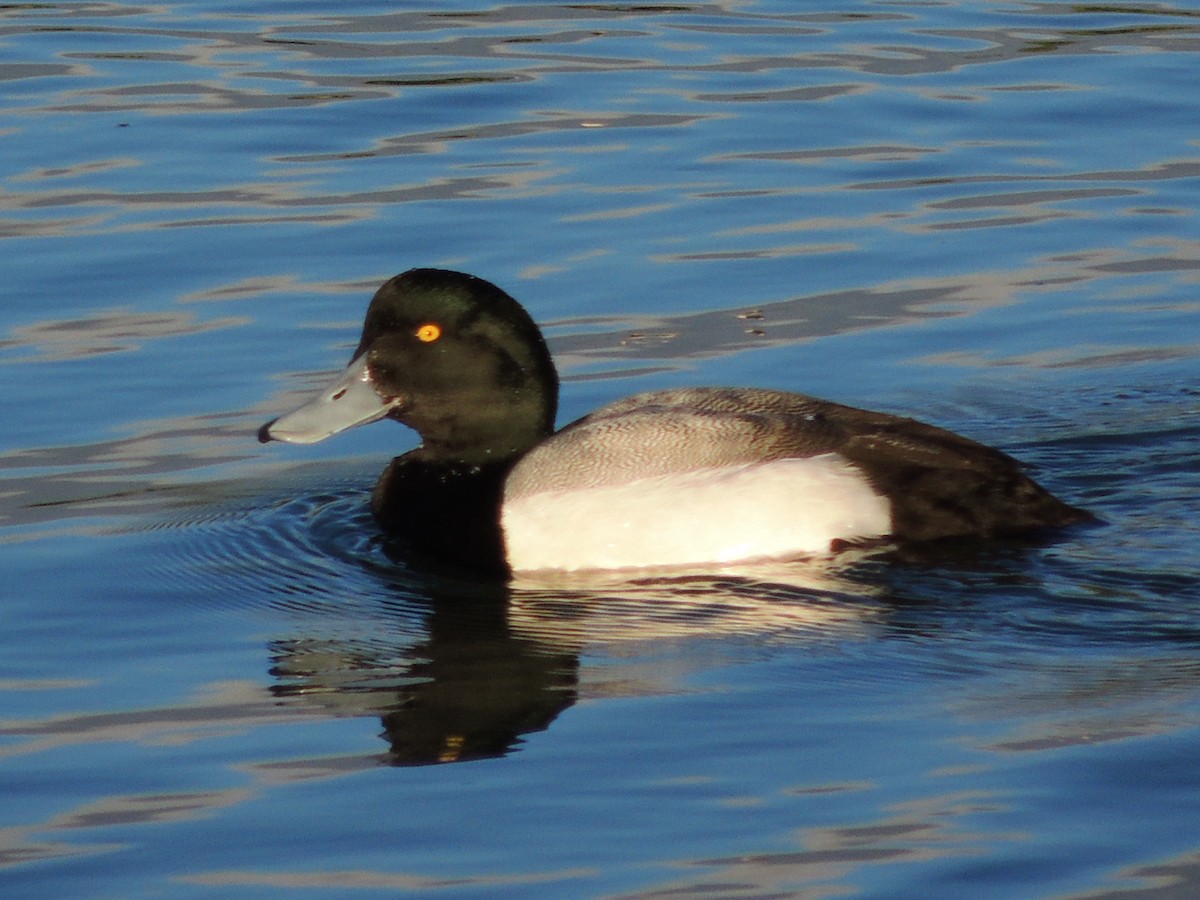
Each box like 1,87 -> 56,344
415,323 -> 442,343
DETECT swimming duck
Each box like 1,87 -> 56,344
259,268 -> 1089,575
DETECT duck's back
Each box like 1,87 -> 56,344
501,388 -> 1088,571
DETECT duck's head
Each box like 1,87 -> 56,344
259,268 -> 559,464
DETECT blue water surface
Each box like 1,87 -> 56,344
2,2 -> 1200,897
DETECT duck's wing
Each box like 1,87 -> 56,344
833,416 -> 1092,540
504,388 -> 835,498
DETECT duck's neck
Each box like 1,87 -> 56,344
376,367 -> 558,573
371,452 -> 517,576
412,380 -> 557,468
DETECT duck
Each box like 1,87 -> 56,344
259,268 -> 1091,575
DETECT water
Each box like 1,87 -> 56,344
2,1 -> 1200,897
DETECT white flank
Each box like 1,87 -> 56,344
501,454 -> 890,572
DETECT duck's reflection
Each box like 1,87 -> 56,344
508,555 -> 886,648
264,555 -> 884,766
267,590 -> 578,766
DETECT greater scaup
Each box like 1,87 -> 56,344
259,268 -> 1090,574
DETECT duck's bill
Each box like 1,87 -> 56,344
258,353 -> 397,445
